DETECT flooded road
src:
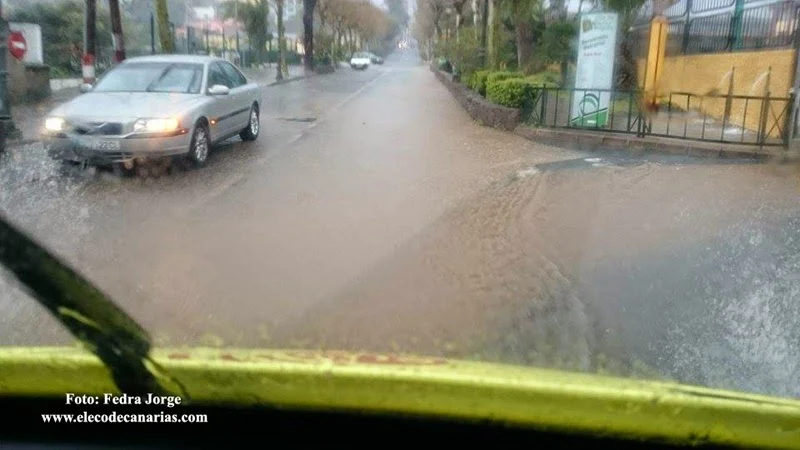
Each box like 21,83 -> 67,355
1,51 -> 799,399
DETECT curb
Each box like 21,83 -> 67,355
513,127 -> 779,162
265,74 -> 311,87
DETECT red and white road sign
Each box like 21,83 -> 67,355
81,53 -> 96,84
9,31 -> 27,60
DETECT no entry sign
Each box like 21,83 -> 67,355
9,31 -> 27,60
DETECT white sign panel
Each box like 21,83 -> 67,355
9,23 -> 44,65
571,13 -> 618,127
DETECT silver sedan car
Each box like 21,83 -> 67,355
42,54 -> 262,168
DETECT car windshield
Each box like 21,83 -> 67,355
353,52 -> 370,58
93,62 -> 204,94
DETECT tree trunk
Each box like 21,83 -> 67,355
348,29 -> 354,52
84,0 -> 97,83
515,19 -> 532,70
487,0 -> 499,69
154,0 -> 174,53
472,0 -> 479,28
303,0 -> 317,71
108,0 -> 126,62
480,0 -> 488,65
332,31 -> 337,65
277,0 -> 286,80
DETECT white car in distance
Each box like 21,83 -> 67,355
350,52 -> 371,70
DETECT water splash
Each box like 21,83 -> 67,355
663,219 -> 800,398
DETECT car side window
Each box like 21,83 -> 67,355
208,63 -> 233,89
220,62 -> 247,88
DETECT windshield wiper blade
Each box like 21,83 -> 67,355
0,214 -> 188,400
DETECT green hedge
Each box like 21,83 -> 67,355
485,71 -> 524,88
437,57 -> 453,73
470,70 -> 491,96
486,78 -> 537,109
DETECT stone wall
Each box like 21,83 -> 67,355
431,66 -> 521,132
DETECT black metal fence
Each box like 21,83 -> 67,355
526,87 -> 793,147
633,0 -> 800,56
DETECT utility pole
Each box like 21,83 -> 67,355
83,0 -> 97,84
108,0 -> 126,63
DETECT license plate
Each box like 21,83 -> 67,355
75,138 -> 121,152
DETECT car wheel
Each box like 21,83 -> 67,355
239,104 -> 259,142
187,121 -> 210,168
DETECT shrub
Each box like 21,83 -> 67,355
486,78 -> 537,109
436,57 -> 453,73
471,70 -> 491,95
486,71 -> 524,87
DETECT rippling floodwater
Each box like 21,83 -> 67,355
285,155 -> 800,398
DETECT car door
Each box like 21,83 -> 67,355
206,62 -> 238,139
219,61 -> 253,132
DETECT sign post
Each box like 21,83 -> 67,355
570,12 -> 619,128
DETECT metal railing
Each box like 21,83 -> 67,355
633,0 -> 800,56
525,87 -> 793,147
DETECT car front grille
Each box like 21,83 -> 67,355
72,122 -> 124,136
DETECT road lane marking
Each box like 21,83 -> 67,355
318,69 -> 391,125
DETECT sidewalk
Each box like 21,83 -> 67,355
8,64 -> 309,147
240,64 -> 306,85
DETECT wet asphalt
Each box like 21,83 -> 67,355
1,50 -> 799,399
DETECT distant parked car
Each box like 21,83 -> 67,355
41,54 -> 262,170
368,53 -> 384,65
350,52 -> 371,70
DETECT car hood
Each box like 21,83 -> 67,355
1,346 -> 799,449
351,58 -> 370,63
48,92 -> 206,120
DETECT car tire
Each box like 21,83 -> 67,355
187,121 -> 210,168
239,104 -> 259,142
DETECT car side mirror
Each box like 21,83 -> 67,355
79,83 -> 93,93
208,84 -> 230,96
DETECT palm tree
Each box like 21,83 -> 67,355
154,0 -> 174,53
501,0 -> 542,70
223,0 -> 270,66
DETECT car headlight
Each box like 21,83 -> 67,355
133,118 -> 180,133
44,117 -> 65,132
